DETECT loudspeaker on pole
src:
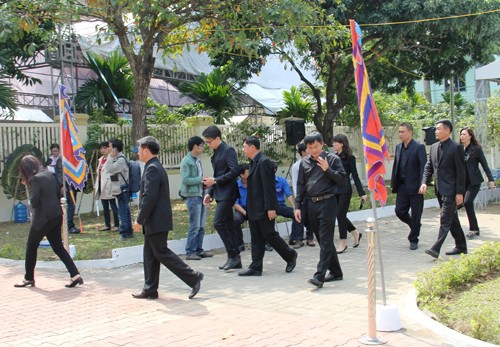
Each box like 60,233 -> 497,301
285,119 -> 306,146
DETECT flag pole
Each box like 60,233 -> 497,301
369,195 -> 387,305
58,84 -> 69,251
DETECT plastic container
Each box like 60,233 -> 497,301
14,202 -> 28,223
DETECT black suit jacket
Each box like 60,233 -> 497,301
391,139 -> 427,194
136,157 -> 173,234
422,138 -> 466,197
29,171 -> 63,232
208,141 -> 240,201
464,144 -> 494,186
246,152 -> 278,221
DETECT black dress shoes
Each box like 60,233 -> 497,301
285,251 -> 298,273
445,248 -> 468,256
132,290 -> 159,299
223,256 -> 242,270
238,268 -> 262,276
324,273 -> 343,282
189,272 -> 203,299
308,277 -> 324,288
425,249 -> 439,259
14,279 -> 35,287
218,258 -> 230,270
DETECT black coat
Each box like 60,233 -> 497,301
463,144 -> 494,186
337,153 -> 366,196
422,138 -> 465,197
136,157 -> 173,234
246,152 -> 278,221
208,142 -> 240,201
391,139 -> 427,194
29,171 -> 63,232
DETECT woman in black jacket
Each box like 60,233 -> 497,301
459,128 -> 496,239
14,155 -> 83,288
332,134 -> 367,253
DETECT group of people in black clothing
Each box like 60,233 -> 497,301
14,120 -> 495,297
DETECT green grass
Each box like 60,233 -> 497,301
0,184 -> 436,261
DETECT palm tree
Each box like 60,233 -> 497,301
0,50 -> 17,117
75,50 -> 134,120
277,86 -> 312,123
178,69 -> 242,124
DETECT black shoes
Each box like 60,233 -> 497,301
69,227 -> 80,234
353,231 -> 363,248
410,242 -> 418,250
445,248 -> 468,256
221,256 -> 242,270
324,274 -> 343,282
285,251 -> 298,273
65,275 -> 84,288
466,230 -> 480,239
425,249 -> 439,259
238,268 -> 262,276
189,272 -> 203,299
14,279 -> 35,287
132,290 -> 159,299
308,278 -> 324,288
198,251 -> 214,258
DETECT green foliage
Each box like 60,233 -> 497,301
74,50 -> 134,119
1,144 -> 43,200
277,86 -> 313,122
178,69 -> 242,124
415,242 -> 500,343
146,98 -> 202,125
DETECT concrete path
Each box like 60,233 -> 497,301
1,204 -> 499,347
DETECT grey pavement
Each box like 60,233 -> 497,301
1,204 -> 499,347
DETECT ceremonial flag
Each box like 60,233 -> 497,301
350,20 -> 390,206
59,85 -> 88,191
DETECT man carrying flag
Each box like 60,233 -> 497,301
59,85 -> 89,235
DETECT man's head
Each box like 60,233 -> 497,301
239,163 -> 249,182
242,136 -> 260,160
303,133 -> 324,158
187,136 -> 204,157
110,139 -> 124,153
50,143 -> 60,158
137,136 -> 160,163
398,122 -> 414,144
297,143 -> 307,158
100,141 -> 110,155
202,125 -> 222,150
435,120 -> 453,142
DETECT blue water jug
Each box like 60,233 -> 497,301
14,202 -> 28,223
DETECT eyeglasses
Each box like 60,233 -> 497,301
204,139 -> 214,145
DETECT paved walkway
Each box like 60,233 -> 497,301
1,204 -> 499,347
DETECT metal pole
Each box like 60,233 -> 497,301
61,197 -> 69,251
371,194 -> 387,305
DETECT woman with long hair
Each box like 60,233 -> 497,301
459,128 -> 496,238
14,155 -> 83,288
331,134 -> 367,253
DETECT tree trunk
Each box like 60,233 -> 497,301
423,79 -> 432,103
131,74 -> 150,143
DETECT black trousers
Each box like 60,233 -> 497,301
463,184 -> 481,231
431,194 -> 467,253
142,232 -> 199,292
394,184 -> 424,243
308,196 -> 343,281
336,192 -> 357,239
25,216 -> 79,281
214,200 -> 240,258
248,218 -> 296,272
233,209 -> 247,247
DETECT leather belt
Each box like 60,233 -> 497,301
310,194 -> 335,203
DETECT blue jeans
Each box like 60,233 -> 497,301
185,197 -> 207,255
117,190 -> 132,236
101,198 -> 119,228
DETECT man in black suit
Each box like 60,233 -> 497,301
202,126 -> 242,271
132,136 -> 203,300
294,133 -> 346,288
391,122 -> 427,250
238,136 -> 297,276
419,120 -> 467,258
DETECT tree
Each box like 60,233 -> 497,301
277,86 -> 313,123
178,69 -> 242,124
74,50 -> 134,120
208,0 -> 500,144
0,50 -> 17,115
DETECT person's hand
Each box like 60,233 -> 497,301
419,184 -> 427,195
203,194 -> 212,206
202,176 -> 216,187
456,194 -> 464,206
294,209 -> 301,223
360,195 -> 368,202
109,148 -> 118,158
488,181 -> 495,189
267,210 -> 276,220
316,156 -> 329,171
133,221 -> 142,232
